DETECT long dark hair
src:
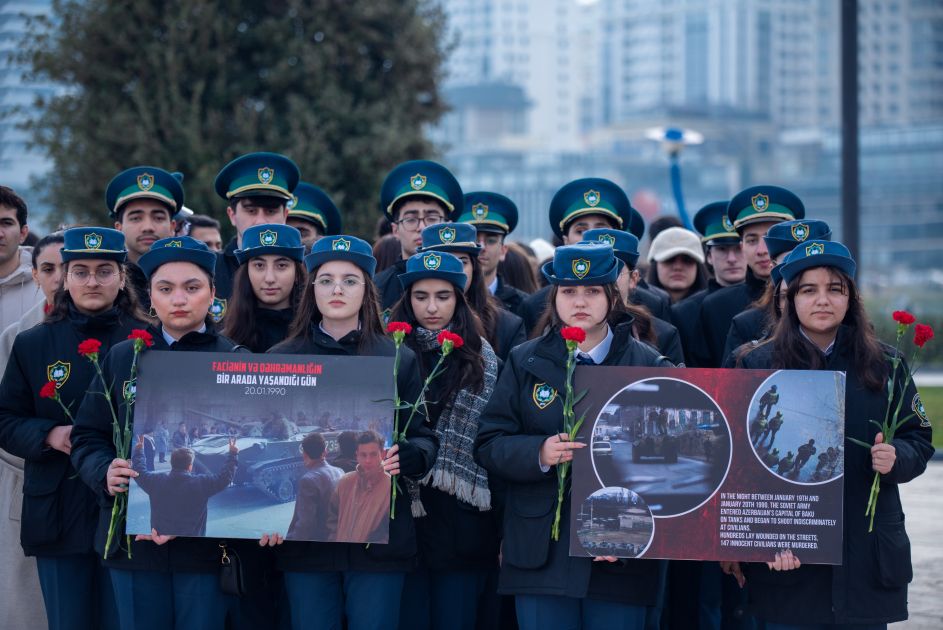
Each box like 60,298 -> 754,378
646,257 -> 709,301
740,267 -> 887,390
47,260 -> 150,324
623,299 -> 658,345
533,283 -> 629,338
462,255 -> 506,355
224,260 -> 306,350
389,283 -> 486,394
500,241 -> 539,294
285,263 -> 385,353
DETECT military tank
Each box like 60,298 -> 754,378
191,427 -> 341,503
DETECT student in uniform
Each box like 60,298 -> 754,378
0,227 -> 150,630
415,222 -> 526,360
459,191 -> 530,316
212,152 -> 301,317
475,242 -> 672,630
519,179 -> 670,335
670,201 -> 740,367
106,167 -> 185,311
285,182 -> 342,252
223,223 -> 306,352
581,227 -> 684,365
726,240 -> 934,627
722,220 -> 832,364
69,236 -> 252,630
698,186 -> 805,367
263,235 -> 438,630
389,249 -> 502,630
373,160 -> 464,314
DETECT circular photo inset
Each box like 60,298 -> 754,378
748,371 -> 846,485
592,377 -> 731,517
576,487 -> 654,558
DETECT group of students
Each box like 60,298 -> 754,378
0,150 -> 934,630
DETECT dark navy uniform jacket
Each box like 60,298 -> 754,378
671,279 -> 723,367
494,276 -> 529,318
374,258 -> 408,311
250,306 -> 294,353
268,326 -> 438,573
70,324 -> 248,571
491,308 -> 526,361
737,328 -> 933,625
125,261 -> 150,311
213,237 -> 240,301
721,306 -> 772,366
475,315 -> 672,604
0,305 -> 147,556
698,270 -> 767,366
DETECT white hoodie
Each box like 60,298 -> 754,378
0,247 -> 42,334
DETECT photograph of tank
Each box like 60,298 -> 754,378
591,377 -> 731,517
126,353 -> 394,543
748,371 -> 846,484
575,487 -> 654,558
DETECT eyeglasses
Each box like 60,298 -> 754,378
68,267 -> 118,285
313,277 -> 366,294
396,215 -> 445,231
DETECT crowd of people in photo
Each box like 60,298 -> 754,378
0,151 -> 933,630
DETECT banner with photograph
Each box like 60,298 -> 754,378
568,367 -> 846,564
127,352 -> 394,543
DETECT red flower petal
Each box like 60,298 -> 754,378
127,329 -> 155,347
77,338 -> 102,357
914,323 -> 934,348
40,381 -> 58,399
436,330 -> 465,349
560,326 -> 587,344
892,310 -> 916,325
386,322 -> 413,335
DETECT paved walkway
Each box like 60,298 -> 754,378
898,460 -> 943,628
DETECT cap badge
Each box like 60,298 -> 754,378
439,227 -> 456,244
259,230 -> 278,246
805,242 -> 825,256
258,167 -> 275,185
166,240 -> 183,248
584,190 -> 601,207
791,224 -> 809,241
136,173 -> 154,191
751,193 -> 769,212
331,237 -> 351,251
472,202 -> 488,220
573,258 -> 591,279
722,215 -> 735,232
423,252 -> 442,270
286,195 -> 297,210
410,173 -> 427,191
84,233 -> 102,249
597,234 -> 616,246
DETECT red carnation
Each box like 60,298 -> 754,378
40,381 -> 58,400
560,326 -> 587,344
892,311 -> 916,326
914,323 -> 934,348
437,330 -> 465,352
386,322 -> 413,335
77,338 -> 102,357
128,329 -> 154,349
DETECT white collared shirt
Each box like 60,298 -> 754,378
487,276 -> 499,296
799,327 -> 836,356
577,325 -> 613,365
162,324 -> 207,347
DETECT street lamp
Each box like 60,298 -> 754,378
645,126 -> 704,230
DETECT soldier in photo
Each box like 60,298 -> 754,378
286,432 -> 343,541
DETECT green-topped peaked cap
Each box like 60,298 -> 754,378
61,227 -> 127,263
105,166 -> 184,219
460,191 -> 518,234
287,183 -> 342,235
379,159 -> 463,221
214,152 -> 300,201
726,185 -> 805,231
549,178 -> 641,239
693,201 -> 738,245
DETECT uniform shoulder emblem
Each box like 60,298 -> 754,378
123,379 -> 137,402
913,393 -> 930,428
47,360 -> 71,388
533,382 -> 558,409
209,297 -> 227,323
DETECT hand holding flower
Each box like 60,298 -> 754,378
870,432 -> 896,475
539,432 -> 585,468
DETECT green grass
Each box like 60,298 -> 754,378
918,386 -> 943,449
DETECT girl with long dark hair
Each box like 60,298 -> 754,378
263,235 -> 438,630
475,242 -> 673,630
223,223 -> 306,352
727,241 -> 933,627
70,236 -> 250,629
390,250 -> 501,629
0,227 -> 149,629
416,222 -> 525,360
